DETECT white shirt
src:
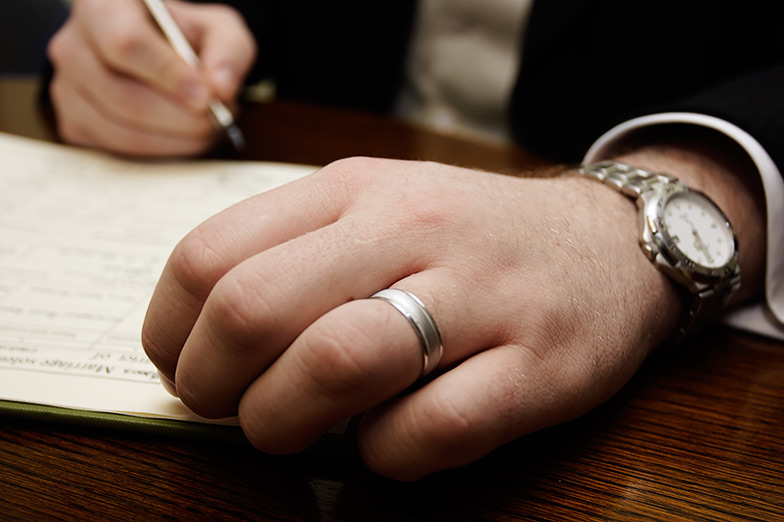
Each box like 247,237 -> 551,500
399,0 -> 784,340
396,0 -> 534,144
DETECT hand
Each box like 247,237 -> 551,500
142,157 -> 682,480
47,0 -> 256,157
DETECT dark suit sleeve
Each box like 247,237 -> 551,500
510,0 -> 784,174
654,64 -> 784,170
201,0 -> 416,115
39,0 -> 416,117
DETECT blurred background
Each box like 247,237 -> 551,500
0,0 -> 69,76
0,0 -> 69,138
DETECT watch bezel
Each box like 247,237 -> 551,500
647,183 -> 740,284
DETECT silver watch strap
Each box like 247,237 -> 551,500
578,161 -> 741,343
578,161 -> 676,196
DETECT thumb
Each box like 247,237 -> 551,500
169,1 -> 257,101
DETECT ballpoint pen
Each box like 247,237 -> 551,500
141,0 -> 246,150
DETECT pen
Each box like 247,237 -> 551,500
141,0 -> 246,150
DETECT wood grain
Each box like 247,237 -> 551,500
1,81 -> 782,521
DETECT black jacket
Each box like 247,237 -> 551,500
197,1 -> 784,169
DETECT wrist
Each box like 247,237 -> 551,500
607,133 -> 765,306
557,173 -> 683,349
575,161 -> 741,342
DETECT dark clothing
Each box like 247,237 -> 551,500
179,1 -> 784,170
513,0 -> 784,165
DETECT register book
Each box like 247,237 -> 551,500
0,132 -> 314,436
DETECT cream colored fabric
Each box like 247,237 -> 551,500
396,0 -> 534,144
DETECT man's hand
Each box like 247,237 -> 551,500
142,157 -> 688,480
47,0 -> 256,157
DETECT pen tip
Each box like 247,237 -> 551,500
225,124 -> 246,151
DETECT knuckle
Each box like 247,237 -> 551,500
302,316 -> 378,389
297,157 -> 383,219
139,321 -> 177,373
193,254 -> 287,352
102,27 -> 147,67
314,159 -> 350,192
46,28 -> 67,64
319,156 -> 385,191
206,273 -> 275,346
168,226 -> 234,301
415,391 -> 474,446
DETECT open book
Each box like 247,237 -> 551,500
0,132 -> 316,438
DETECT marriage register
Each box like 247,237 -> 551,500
0,132 -> 314,433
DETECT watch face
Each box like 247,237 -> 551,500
662,192 -> 735,268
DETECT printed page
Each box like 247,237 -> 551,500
0,133 -> 316,422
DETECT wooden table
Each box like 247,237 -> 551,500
1,79 -> 783,521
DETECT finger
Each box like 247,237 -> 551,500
169,1 -> 257,100
183,252 -> 522,437
49,73 -> 218,157
236,298 -> 424,454
233,274 -> 494,453
142,161 -> 354,380
52,34 -> 215,140
170,213 -> 424,418
143,158 -> 434,382
74,0 -> 210,110
144,158 -> 521,413
356,342 -> 646,481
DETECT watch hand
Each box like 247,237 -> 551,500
691,226 -> 715,265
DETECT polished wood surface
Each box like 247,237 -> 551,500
2,79 -> 783,521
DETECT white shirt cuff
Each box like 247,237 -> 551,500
584,112 -> 784,340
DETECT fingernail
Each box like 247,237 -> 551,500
158,370 -> 178,397
180,79 -> 209,110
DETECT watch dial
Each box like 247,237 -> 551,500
662,192 -> 734,268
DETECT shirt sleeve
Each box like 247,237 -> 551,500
584,112 -> 784,340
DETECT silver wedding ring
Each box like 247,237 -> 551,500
371,289 -> 443,378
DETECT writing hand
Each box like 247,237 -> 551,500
47,0 -> 256,157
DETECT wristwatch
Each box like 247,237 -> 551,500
577,161 -> 741,341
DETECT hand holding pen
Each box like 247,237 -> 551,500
47,0 -> 256,157
142,0 -> 245,150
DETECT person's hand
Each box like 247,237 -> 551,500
141,156 -> 688,480
47,0 -> 256,157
